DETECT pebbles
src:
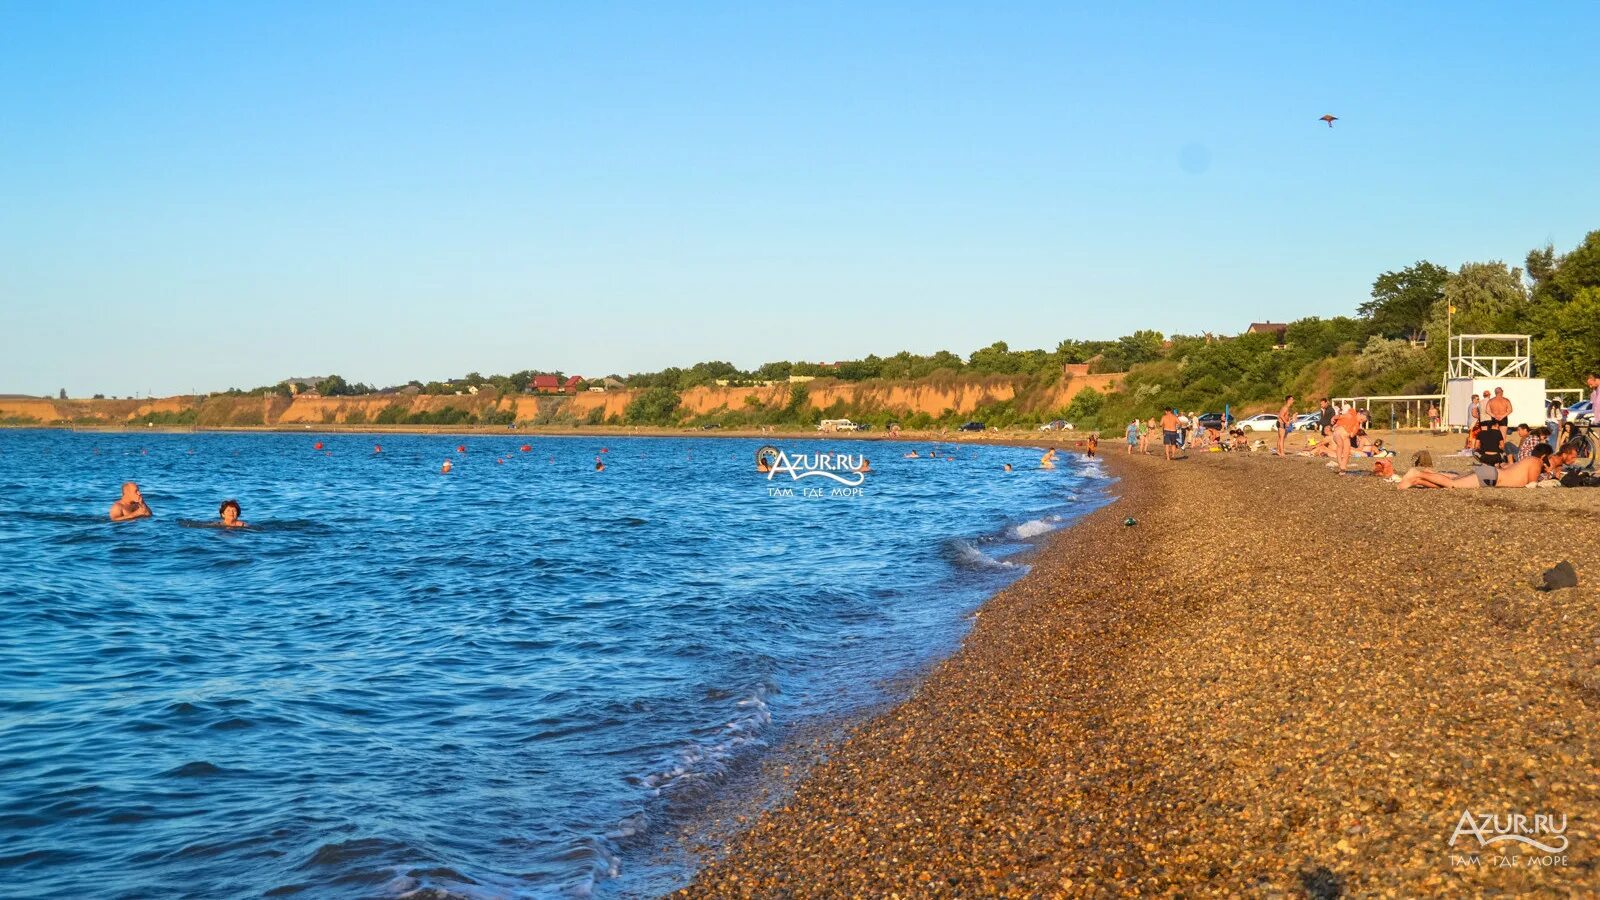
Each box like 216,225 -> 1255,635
680,450 -> 1600,896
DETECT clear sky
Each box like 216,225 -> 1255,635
2,2 -> 1597,397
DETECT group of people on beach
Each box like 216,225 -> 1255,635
1127,371 -> 1600,490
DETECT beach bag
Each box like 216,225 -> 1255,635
1560,470 -> 1600,488
1411,450 -> 1433,469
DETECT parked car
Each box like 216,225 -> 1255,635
1290,412 -> 1321,432
1039,419 -> 1069,431
855,423 -> 873,432
698,423 -> 722,430
1237,413 -> 1282,433
1196,412 -> 1233,431
958,421 -> 985,432
1567,401 -> 1593,425
817,418 -> 861,432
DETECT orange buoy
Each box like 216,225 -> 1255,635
313,441 -> 324,450
600,447 -> 609,453
497,457 -> 505,465
374,444 -> 382,454
457,444 -> 467,453
520,444 -> 532,452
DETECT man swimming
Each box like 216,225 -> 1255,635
217,499 -> 248,528
109,482 -> 153,522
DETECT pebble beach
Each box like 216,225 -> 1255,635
680,445 -> 1600,896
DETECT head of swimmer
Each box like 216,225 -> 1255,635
120,481 -> 143,505
218,499 -> 243,527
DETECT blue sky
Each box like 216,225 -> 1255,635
2,2 -> 1597,396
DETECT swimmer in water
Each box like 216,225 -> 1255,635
595,457 -> 605,472
217,499 -> 247,528
1003,463 -> 1013,472
903,451 -> 919,459
1040,448 -> 1057,470
757,457 -> 772,473
855,458 -> 871,473
441,459 -> 453,474
109,481 -> 153,522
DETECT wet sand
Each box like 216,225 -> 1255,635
680,448 -> 1600,896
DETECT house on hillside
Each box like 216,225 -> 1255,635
1061,362 -> 1092,377
282,377 -> 324,397
528,375 -> 583,395
1247,322 -> 1289,348
601,377 -> 625,391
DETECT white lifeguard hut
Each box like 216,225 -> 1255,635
1442,334 -> 1545,430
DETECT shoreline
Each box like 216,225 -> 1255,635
678,448 -> 1600,895
644,457 -> 1116,894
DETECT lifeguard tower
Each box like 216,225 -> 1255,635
1442,334 -> 1545,430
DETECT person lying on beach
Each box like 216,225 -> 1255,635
1397,448 -> 1547,490
217,499 -> 248,528
109,482 -> 153,522
1394,468 -> 1484,490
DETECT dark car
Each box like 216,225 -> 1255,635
958,421 -> 985,432
698,423 -> 722,430
1196,413 -> 1231,431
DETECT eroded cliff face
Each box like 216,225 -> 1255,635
0,373 -> 1123,426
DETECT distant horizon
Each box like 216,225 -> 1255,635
5,3 -> 1598,396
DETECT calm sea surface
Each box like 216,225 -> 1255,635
0,431 -> 1108,898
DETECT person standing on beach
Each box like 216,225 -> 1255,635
109,482 -> 153,522
1485,387 -> 1512,435
1275,394 -> 1294,457
1125,419 -> 1139,454
1316,398 -> 1333,437
1428,402 -> 1441,433
1160,408 -> 1180,461
1331,404 -> 1360,471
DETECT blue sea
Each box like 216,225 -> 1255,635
0,431 -> 1109,898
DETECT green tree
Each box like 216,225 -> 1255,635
623,387 -> 681,425
1360,261 -> 1449,341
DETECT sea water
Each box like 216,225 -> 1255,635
0,431 -> 1109,898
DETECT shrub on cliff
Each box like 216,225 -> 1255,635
624,387 -> 681,425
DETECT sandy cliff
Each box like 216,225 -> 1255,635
0,373 -> 1123,427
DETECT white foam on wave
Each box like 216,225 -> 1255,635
633,683 -> 775,802
1008,515 -> 1063,539
947,539 -> 1021,571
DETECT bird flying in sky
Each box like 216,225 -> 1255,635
1320,114 -> 1338,127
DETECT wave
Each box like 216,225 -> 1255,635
1007,515 -> 1063,540
943,538 -> 1020,571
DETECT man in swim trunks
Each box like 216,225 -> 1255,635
109,482 -> 153,521
1275,394 -> 1295,457
1160,408 -> 1179,461
1485,387 -> 1512,433
1492,446 -> 1548,488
